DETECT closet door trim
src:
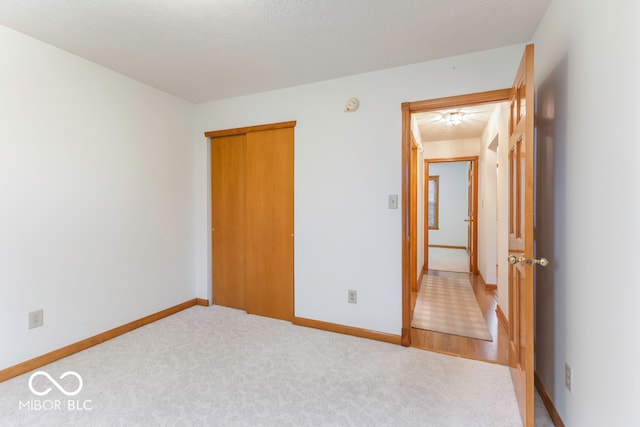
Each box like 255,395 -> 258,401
204,121 -> 296,139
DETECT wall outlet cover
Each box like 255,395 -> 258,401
348,289 -> 357,304
29,309 -> 44,329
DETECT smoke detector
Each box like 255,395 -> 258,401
344,97 -> 360,112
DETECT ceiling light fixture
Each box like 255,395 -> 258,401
443,111 -> 464,125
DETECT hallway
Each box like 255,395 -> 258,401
428,247 -> 469,273
411,270 -> 507,364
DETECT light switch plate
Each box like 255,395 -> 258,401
388,194 -> 398,209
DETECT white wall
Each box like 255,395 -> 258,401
477,138 -> 497,285
532,0 -> 640,425
427,162 -> 469,247
193,45 -> 525,335
423,138 -> 480,159
0,25 -> 195,370
479,103 -> 509,302
477,140 -> 498,284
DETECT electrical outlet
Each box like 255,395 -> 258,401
565,363 -> 573,392
29,309 -> 43,329
348,289 -> 357,304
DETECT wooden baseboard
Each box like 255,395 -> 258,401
496,304 -> 509,333
293,317 -> 402,345
535,372 -> 565,427
417,264 -> 425,290
428,244 -> 466,250
401,327 -> 411,347
479,273 -> 497,291
196,298 -> 210,306
0,298 -> 200,383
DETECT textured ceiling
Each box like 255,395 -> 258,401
0,0 -> 551,103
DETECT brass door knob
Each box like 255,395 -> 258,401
508,255 -> 549,266
508,255 -> 526,265
534,257 -> 550,267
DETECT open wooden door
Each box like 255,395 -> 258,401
507,44 -> 536,426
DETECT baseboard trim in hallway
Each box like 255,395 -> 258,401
0,298 -> 209,383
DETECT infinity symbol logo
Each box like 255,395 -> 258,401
28,371 -> 83,396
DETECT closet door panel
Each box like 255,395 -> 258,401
245,128 -> 294,320
211,134 -> 246,310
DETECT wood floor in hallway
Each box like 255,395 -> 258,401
411,270 -> 508,365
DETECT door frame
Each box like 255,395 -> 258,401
401,89 -> 511,346
424,156 -> 479,275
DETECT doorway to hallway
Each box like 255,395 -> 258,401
426,159 -> 476,274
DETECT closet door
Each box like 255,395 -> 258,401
211,134 -> 246,310
245,127 -> 294,320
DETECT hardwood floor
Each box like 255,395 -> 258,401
411,270 -> 508,365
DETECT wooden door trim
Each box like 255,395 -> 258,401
425,156 -> 478,163
410,142 -> 418,293
205,120 -> 296,138
404,89 -> 512,112
401,105 -> 412,346
471,159 -> 479,274
401,89 -> 510,347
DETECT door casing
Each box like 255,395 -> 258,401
424,157 -> 479,275
401,90 -> 511,346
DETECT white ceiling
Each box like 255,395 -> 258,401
413,103 -> 508,142
0,0 -> 550,103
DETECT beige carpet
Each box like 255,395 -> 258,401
412,273 -> 493,341
0,305 -> 523,426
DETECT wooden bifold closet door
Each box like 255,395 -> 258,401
209,122 -> 294,321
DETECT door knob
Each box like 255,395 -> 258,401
508,255 -> 549,266
533,257 -> 549,267
508,255 -> 525,265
